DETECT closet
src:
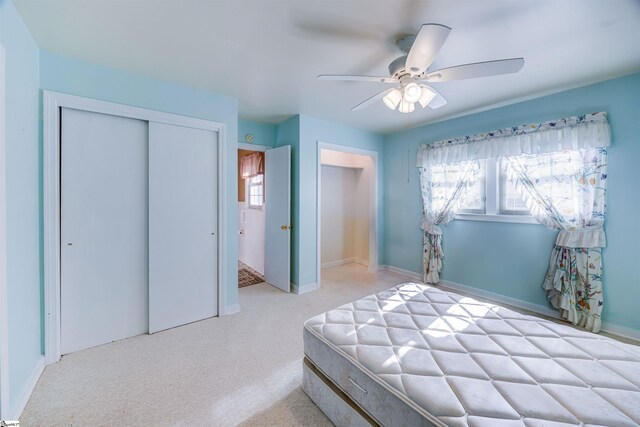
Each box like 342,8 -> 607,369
320,150 -> 372,271
60,107 -> 219,355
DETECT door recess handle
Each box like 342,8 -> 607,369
67,243 -> 73,246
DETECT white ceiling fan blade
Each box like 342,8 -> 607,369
405,24 -> 451,75
423,84 -> 447,109
351,88 -> 394,111
318,74 -> 396,83
424,58 -> 525,82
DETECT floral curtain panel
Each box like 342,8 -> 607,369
418,160 -> 481,283
417,112 -> 611,332
502,147 -> 608,332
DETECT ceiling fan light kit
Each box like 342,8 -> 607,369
383,89 -> 402,110
318,23 -> 525,114
418,85 -> 437,108
398,99 -> 415,114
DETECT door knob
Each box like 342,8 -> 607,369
281,225 -> 287,230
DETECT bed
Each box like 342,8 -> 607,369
302,282 -> 640,426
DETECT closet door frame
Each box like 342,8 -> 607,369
43,90 -> 228,365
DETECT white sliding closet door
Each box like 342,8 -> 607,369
61,108 -> 148,355
148,122 -> 218,333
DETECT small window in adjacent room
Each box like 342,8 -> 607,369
248,174 -> 264,209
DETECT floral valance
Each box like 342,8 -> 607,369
240,152 -> 264,179
417,112 -> 611,167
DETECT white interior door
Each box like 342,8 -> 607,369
264,145 -> 291,292
61,108 -> 148,355
148,122 -> 218,333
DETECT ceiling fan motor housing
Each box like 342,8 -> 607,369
389,55 -> 410,78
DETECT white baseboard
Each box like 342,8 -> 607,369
439,279 -> 640,341
379,265 -> 421,281
293,282 -> 320,295
224,303 -> 240,316
9,355 -> 44,420
381,265 -> 640,341
353,257 -> 369,267
321,258 -> 355,269
438,279 -> 561,319
600,321 -> 640,341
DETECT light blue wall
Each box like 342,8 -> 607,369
39,51 -> 240,308
238,118 -> 275,148
383,72 -> 640,333
0,0 -> 42,416
293,115 -> 385,287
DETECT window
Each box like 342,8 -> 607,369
457,159 -> 535,223
247,174 -> 264,209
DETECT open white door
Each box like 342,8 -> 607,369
264,145 -> 291,292
148,122 -> 218,333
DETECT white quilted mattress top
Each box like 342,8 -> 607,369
304,283 -> 640,426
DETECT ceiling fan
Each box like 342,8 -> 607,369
318,24 -> 524,113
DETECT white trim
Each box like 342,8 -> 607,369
380,265 -> 421,281
354,257 -> 369,267
7,356 -> 44,420
438,279 -> 640,341
600,322 -> 640,342
322,258 -> 370,269
380,266 -> 640,341
43,91 -> 228,364
0,43 -> 9,419
237,142 -> 269,152
438,279 -> 560,318
224,304 -> 240,316
321,258 -> 356,269
293,282 -> 320,295
317,142 -> 380,287
454,213 -> 539,224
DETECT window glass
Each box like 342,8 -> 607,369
248,174 -> 263,208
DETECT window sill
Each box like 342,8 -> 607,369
454,213 -> 539,225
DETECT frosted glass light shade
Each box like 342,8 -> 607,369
403,82 -> 422,103
383,89 -> 402,110
418,85 -> 436,108
418,85 -> 437,108
398,99 -> 415,113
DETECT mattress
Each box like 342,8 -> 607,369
303,282 -> 640,427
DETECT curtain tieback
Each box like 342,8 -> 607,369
420,219 -> 442,235
556,228 -> 606,248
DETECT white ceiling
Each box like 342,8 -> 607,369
14,0 -> 640,134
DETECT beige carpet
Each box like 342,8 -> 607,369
21,263 -> 408,426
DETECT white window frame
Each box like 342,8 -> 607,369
455,158 -> 539,224
246,174 -> 264,209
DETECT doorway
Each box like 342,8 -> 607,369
317,144 -> 379,285
237,144 -> 292,293
237,148 -> 266,288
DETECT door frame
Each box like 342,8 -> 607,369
43,91 -> 227,364
0,43 -> 9,418
316,142 -> 379,285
